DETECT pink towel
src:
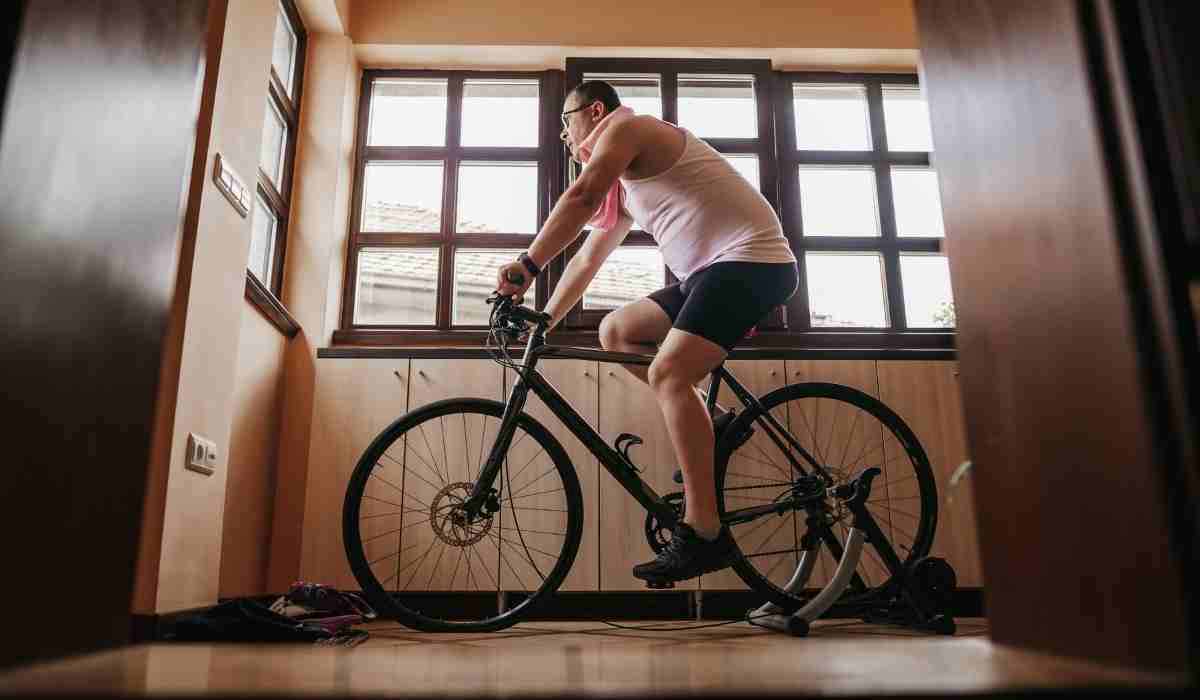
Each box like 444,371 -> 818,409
576,105 -> 635,231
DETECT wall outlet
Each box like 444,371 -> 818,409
186,433 -> 217,476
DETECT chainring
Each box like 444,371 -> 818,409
644,491 -> 686,554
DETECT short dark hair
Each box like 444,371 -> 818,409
569,80 -> 621,114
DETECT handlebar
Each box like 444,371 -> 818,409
486,291 -> 551,328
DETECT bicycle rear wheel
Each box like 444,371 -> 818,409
715,382 -> 937,612
343,398 -> 583,632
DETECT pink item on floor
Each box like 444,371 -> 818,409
576,105 -> 635,231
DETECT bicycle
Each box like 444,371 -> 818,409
343,292 -> 941,633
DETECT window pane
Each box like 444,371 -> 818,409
798,166 -> 879,236
248,196 -> 277,284
361,162 -> 444,232
805,253 -> 888,328
462,79 -> 539,147
793,84 -> 871,150
900,255 -> 955,328
270,5 -> 297,95
679,74 -> 757,138
583,73 -> 662,120
453,249 -> 537,325
260,99 -> 286,186
724,154 -> 760,191
883,86 -> 934,151
368,79 -> 448,147
456,162 -> 538,233
891,168 -> 945,238
584,246 -> 665,310
354,248 -> 439,325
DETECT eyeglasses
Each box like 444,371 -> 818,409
560,101 -> 598,129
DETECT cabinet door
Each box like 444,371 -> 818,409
597,365 -> 697,590
877,361 -> 983,587
701,360 -> 789,590
504,360 -> 600,591
301,359 -> 410,589
784,360 -> 891,589
384,360 -> 505,592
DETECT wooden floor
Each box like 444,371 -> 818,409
0,618 -> 1188,698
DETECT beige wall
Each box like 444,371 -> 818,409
219,305 -> 287,599
150,0 -> 281,613
349,0 -> 918,49
267,32 -> 361,592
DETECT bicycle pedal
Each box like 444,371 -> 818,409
645,579 -> 675,590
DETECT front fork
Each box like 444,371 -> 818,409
462,330 -> 543,522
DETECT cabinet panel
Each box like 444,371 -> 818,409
301,359 -> 410,589
783,361 -> 890,589
597,365 -> 697,590
384,360 -> 504,592
503,360 -> 600,591
877,361 -> 983,587
701,360 -> 790,590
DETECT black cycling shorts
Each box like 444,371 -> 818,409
646,260 -> 799,352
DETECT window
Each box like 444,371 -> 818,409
337,63 -> 952,349
247,0 -> 305,336
342,70 -> 559,333
778,73 -> 952,334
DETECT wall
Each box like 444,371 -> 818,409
350,0 -> 917,50
145,0 -> 282,614
219,305 -> 287,598
267,31 -> 361,592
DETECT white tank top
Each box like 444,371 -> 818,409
619,126 -> 796,280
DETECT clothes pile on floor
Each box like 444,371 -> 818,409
165,581 -> 377,647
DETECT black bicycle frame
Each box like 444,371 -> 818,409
465,327 -> 828,529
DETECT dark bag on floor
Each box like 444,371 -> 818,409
167,599 -> 334,643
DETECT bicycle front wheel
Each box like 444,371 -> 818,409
343,398 -> 583,632
716,382 -> 937,611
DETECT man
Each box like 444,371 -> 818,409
496,80 -> 798,585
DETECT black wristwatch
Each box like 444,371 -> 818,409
517,252 -> 541,278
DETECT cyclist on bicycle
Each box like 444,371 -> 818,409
496,80 -> 798,584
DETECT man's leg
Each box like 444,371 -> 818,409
647,328 -> 729,539
598,298 -> 673,384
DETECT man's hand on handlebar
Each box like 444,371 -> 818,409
496,261 -> 533,301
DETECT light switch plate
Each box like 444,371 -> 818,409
186,432 -> 216,476
213,152 -> 250,218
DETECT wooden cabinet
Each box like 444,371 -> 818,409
300,359 -> 410,589
596,364 -> 698,590
506,360 -> 600,591
877,361 -> 983,587
701,360 -> 788,590
782,360 -> 889,589
297,357 -> 983,597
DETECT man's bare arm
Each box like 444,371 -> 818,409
543,214 -> 633,329
497,119 -> 643,296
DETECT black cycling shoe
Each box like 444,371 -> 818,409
672,411 -> 755,484
632,523 -> 737,585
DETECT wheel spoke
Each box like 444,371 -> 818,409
501,487 -> 565,503
837,408 -> 865,472
416,422 -> 448,486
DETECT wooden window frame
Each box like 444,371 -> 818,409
246,0 -> 305,338
333,60 -> 953,352
334,69 -> 564,343
777,71 -> 948,338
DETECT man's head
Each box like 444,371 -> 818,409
561,80 -> 621,162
